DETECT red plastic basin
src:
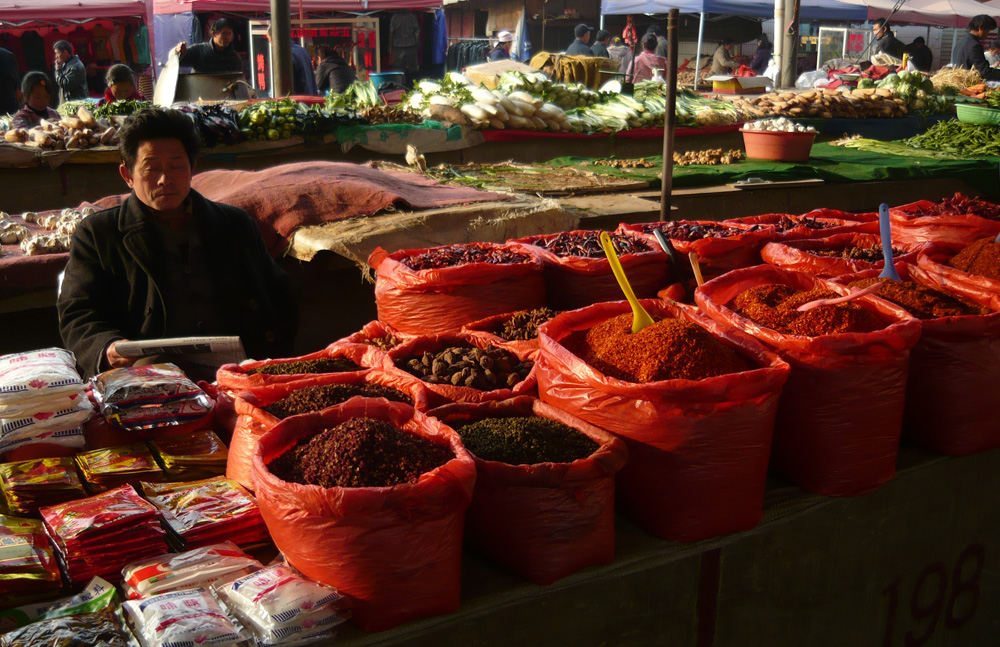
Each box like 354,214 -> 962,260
742,130 -> 816,162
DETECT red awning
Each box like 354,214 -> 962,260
153,0 -> 441,14
0,0 -> 149,20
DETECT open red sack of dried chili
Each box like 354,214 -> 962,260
508,230 -> 669,311
251,400 -> 476,632
889,194 -> 1000,246
428,396 -> 627,585
383,332 -> 538,408
618,220 -> 771,275
915,241 -> 1000,312
460,307 -> 560,357
799,207 -> 877,223
228,371 -> 431,490
695,265 -> 921,496
368,243 -> 546,335
535,299 -> 789,542
761,232 -> 924,278
725,212 -> 878,241
215,345 -> 380,392
831,263 -> 1000,456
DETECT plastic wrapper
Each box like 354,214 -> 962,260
122,542 -> 262,599
141,477 -> 270,551
123,588 -> 241,647
369,243 -> 547,335
228,371 -> 431,491
0,457 -> 86,516
92,364 -> 213,432
799,207 -> 877,223
0,349 -> 85,417
216,345 -> 378,392
0,426 -> 86,461
150,431 -> 229,481
889,198 -> 1000,246
916,244 -> 1000,313
0,606 -> 129,647
213,563 -> 349,646
75,443 -> 163,492
0,396 -> 92,453
618,220 -> 770,274
0,575 -> 115,632
429,396 -> 628,584
252,400 -> 477,632
0,514 -> 62,607
725,212 -> 878,240
760,232 -> 925,278
536,299 -> 790,541
834,263 -> 1000,456
695,265 -> 921,496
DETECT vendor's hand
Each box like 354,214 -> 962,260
174,42 -> 187,58
106,341 -> 135,369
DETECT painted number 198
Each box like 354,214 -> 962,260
881,543 -> 986,647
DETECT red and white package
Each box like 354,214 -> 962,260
122,542 -> 263,599
123,588 -> 242,647
0,348 -> 85,415
92,364 -> 212,431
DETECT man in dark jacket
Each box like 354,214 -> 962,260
953,15 -> 1000,81
315,45 -> 356,94
0,47 -> 18,115
903,36 -> 933,72
590,30 -> 611,58
58,107 -> 295,378
174,18 -> 244,75
566,24 -> 594,56
871,19 -> 905,59
52,40 -> 88,104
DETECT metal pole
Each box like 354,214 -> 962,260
774,0 -> 784,85
299,0 -> 305,46
660,8 -> 679,221
780,0 -> 800,88
693,12 -> 705,90
271,0 -> 293,96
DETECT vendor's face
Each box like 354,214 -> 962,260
874,23 -> 887,38
27,86 -> 50,111
110,81 -> 134,100
581,32 -> 591,43
212,27 -> 234,49
119,139 -> 193,216
53,48 -> 71,64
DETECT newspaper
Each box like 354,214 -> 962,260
114,337 -> 246,367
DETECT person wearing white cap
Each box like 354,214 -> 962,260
490,31 -> 514,61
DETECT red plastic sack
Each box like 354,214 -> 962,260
799,207 -> 877,223
618,220 -> 771,273
228,371 -> 431,490
252,400 -> 476,632
215,345 -> 380,392
916,244 -> 1000,312
761,232 -> 924,278
535,299 -> 790,542
460,310 -> 555,357
333,320 -> 412,351
383,332 -> 538,407
509,231 -> 669,310
657,280 -> 697,304
368,244 -> 546,335
429,396 -> 627,585
695,265 -> 921,496
889,198 -> 1000,246
832,264 -> 1000,456
725,212 -> 878,241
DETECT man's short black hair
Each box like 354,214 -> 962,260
646,25 -> 664,37
21,71 -> 51,97
969,15 -> 997,32
106,64 -> 135,86
118,107 -> 200,171
912,36 -> 925,46
211,17 -> 235,34
642,34 -> 658,51
53,40 -> 73,54
596,29 -> 610,43
872,18 -> 887,29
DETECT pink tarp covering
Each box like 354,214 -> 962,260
0,0 -> 148,20
153,0 -> 441,14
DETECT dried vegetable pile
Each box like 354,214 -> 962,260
673,149 -> 744,166
727,284 -> 885,335
847,277 -> 986,319
457,416 -> 598,465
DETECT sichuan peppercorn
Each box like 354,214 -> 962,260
264,384 -> 413,419
246,358 -> 362,376
948,237 -> 1000,281
847,278 -> 987,320
457,416 -> 598,465
566,314 -> 752,383
495,308 -> 559,341
267,417 -> 452,488
727,283 -> 885,336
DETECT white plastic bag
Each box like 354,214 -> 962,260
0,348 -> 84,415
123,589 -> 242,647
795,69 -> 830,89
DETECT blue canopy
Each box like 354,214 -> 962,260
601,0 -> 867,21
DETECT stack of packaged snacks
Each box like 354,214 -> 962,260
121,542 -> 262,600
123,588 -> 241,647
92,364 -> 213,432
74,444 -> 163,492
140,477 -> 271,552
0,457 -> 86,515
149,431 -> 228,481
0,515 -> 62,606
40,485 -> 167,586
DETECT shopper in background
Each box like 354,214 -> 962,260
58,107 -> 295,378
647,25 -> 669,58
490,31 -> 514,61
174,18 -> 243,75
954,15 -> 1000,80
97,64 -> 145,106
871,18 -> 906,60
566,24 -> 594,56
710,38 -> 739,75
0,46 -> 19,116
390,11 -> 420,86
750,33 -> 772,76
903,36 -> 933,71
627,34 -> 667,83
265,26 -> 318,96
52,40 -> 88,104
315,45 -> 357,95
984,41 -> 1000,66
591,30 -> 611,58
608,36 -> 631,74
10,72 -> 60,129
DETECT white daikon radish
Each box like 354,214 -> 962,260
510,100 -> 536,117
472,88 -> 500,105
476,102 -> 499,117
418,81 -> 442,93
429,95 -> 455,107
489,117 -> 505,129
460,103 -> 489,122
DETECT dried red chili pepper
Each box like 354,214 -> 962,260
533,231 -> 651,258
727,283 -> 885,336
948,236 -> 1000,280
847,277 -> 987,320
401,244 -> 532,271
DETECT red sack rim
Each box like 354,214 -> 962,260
508,230 -> 666,275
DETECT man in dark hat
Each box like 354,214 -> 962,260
566,24 -> 594,56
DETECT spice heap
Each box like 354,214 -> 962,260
639,221 -> 763,241
401,244 -> 532,271
365,332 -> 402,350
847,278 -> 987,319
809,244 -> 904,263
533,231 -> 651,258
264,383 -> 413,419
246,357 -> 362,376
267,417 -> 453,488
672,149 -> 744,166
567,314 -> 752,382
458,416 -> 598,465
494,307 -> 560,341
0,457 -> 87,515
727,284 -> 885,335
767,215 -> 841,232
948,236 -> 1000,280
398,345 -> 533,390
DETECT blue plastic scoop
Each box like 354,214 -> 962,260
878,203 -> 901,281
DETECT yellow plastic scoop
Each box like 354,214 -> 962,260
600,231 -> 656,333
